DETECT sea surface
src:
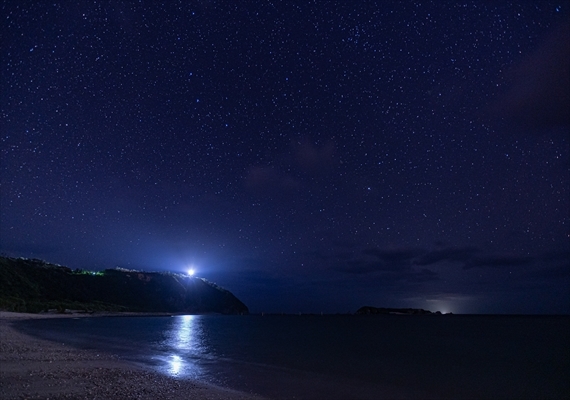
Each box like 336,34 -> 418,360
15,314 -> 570,399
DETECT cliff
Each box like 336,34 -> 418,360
0,256 -> 249,315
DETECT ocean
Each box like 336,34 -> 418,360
14,314 -> 570,399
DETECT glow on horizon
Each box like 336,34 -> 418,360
428,301 -> 453,314
187,268 -> 195,276
424,296 -> 476,314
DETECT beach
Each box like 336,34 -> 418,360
0,311 -> 265,400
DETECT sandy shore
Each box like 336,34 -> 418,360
0,311 -> 266,400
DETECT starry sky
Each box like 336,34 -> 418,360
2,1 -> 569,314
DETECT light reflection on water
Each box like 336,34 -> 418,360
174,315 -> 198,350
155,315 -> 207,378
169,354 -> 183,375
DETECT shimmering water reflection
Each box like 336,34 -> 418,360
168,355 -> 183,375
155,315 -> 207,378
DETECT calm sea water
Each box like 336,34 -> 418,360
15,315 -> 570,399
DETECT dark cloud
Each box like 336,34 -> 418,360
337,246 -> 528,274
337,260 -> 396,274
334,251 -> 356,261
243,138 -> 337,195
540,250 -> 570,263
414,247 -> 479,266
244,166 -> 300,196
331,240 -> 358,249
529,262 -> 570,280
294,139 -> 337,175
463,255 -> 534,270
525,251 -> 570,281
406,268 -> 440,283
362,248 -> 425,267
331,247 -> 426,274
0,242 -> 61,257
413,247 -> 566,273
490,20 -> 570,133
300,250 -> 330,261
334,261 -> 439,283
331,246 -> 438,284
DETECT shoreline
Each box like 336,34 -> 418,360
0,311 -> 266,399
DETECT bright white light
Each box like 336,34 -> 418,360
169,355 -> 183,375
187,268 -> 195,276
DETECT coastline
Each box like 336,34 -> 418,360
0,311 -> 265,400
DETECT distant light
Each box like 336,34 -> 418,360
187,268 -> 195,276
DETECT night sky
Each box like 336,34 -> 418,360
2,1 -> 569,314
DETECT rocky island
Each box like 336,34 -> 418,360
355,306 -> 449,315
0,256 -> 249,315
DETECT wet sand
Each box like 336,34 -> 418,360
0,311 -> 265,399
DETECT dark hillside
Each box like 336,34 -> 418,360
0,257 -> 248,314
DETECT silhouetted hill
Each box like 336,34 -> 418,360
0,256 -> 249,315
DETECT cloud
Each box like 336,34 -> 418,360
0,241 -> 61,257
529,262 -> 570,280
244,166 -> 300,195
409,268 -> 439,283
334,261 -> 439,283
463,255 -> 534,270
337,260 -> 396,274
362,247 -> 425,266
331,240 -> 358,249
526,251 -> 570,280
412,247 -> 560,272
294,138 -> 337,175
335,247 -> 567,296
540,250 -> 570,263
243,137 -> 338,196
331,247 -> 425,274
413,247 -> 479,266
331,246 -> 438,283
489,20 -> 570,133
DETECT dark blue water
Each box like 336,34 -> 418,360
15,315 -> 570,399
